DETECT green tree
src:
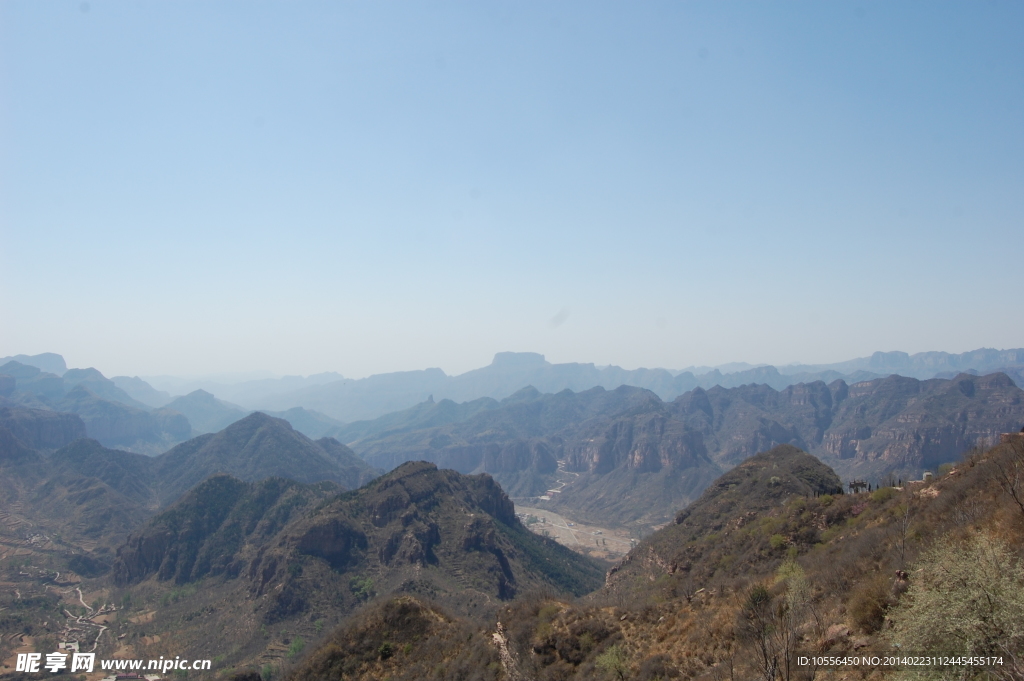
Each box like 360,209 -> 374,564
595,644 -> 630,680
887,532 -> 1024,680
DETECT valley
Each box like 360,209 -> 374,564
513,505 -> 635,563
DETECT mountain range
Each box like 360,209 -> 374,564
0,361 -> 345,455
159,347 -> 1024,423
0,360 -> 191,454
327,372 -> 1024,529
4,400 -> 1022,679
5,348 -> 1023,446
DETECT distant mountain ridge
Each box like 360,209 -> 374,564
0,352 -> 67,375
0,361 -> 192,454
0,362 -> 345,454
5,347 -> 1023,434
252,348 -> 1024,423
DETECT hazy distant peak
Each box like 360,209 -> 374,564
0,361 -> 43,380
185,388 -> 217,399
502,385 -> 543,403
63,367 -> 106,382
490,351 -> 548,368
0,353 -> 67,376
225,410 -> 289,433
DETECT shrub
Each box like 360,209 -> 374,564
769,534 -> 787,551
349,576 -> 375,600
887,532 -> 1024,674
847,574 -> 890,634
871,487 -> 897,504
596,645 -> 630,680
287,637 -> 305,659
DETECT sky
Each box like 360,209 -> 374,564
1,1 -> 1022,379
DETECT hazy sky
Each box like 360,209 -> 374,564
2,1 -> 1022,379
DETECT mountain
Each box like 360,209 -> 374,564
1,360 -> 156,411
314,437 -> 380,489
62,367 -> 152,409
152,412 -> 379,505
111,375 -> 173,408
326,394 -> 502,443
148,389 -> 346,440
58,384 -> 192,454
0,361 -> 194,454
0,360 -> 67,402
262,407 -> 345,439
108,461 -> 603,672
164,389 -> 249,434
607,445 -> 842,587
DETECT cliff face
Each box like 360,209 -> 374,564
671,372 -> 1024,479
0,404 -> 87,449
819,372 -> 1023,473
562,412 -> 709,475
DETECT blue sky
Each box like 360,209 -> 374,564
1,1 -> 1022,378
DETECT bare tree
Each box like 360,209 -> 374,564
886,501 -> 913,571
991,441 -> 1024,520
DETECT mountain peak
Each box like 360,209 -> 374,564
228,410 -> 292,432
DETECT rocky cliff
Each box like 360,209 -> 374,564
0,402 -> 87,449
